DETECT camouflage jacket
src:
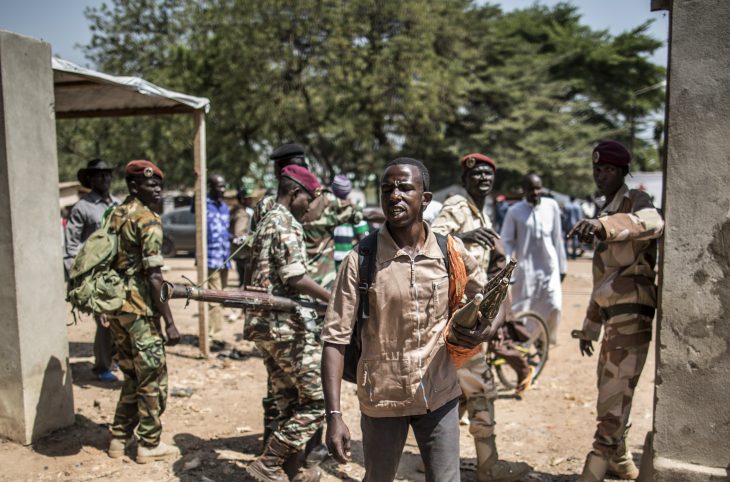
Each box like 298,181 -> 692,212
251,190 -> 363,286
246,203 -> 314,340
302,190 -> 363,286
251,194 -> 276,232
109,196 -> 165,317
431,194 -> 506,276
582,184 -> 665,341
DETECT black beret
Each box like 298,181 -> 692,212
270,143 -> 305,162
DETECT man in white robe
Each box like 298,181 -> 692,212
500,173 -> 567,345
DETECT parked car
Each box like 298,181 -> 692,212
161,207 -> 196,256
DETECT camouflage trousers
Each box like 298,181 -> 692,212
592,314 -> 651,457
458,351 -> 498,440
108,313 -> 168,447
255,330 -> 325,450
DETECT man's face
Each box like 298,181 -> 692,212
463,163 -> 495,200
133,176 -> 163,207
593,163 -> 625,197
89,170 -> 112,194
380,164 -> 431,228
208,175 -> 226,200
523,175 -> 542,205
290,189 -> 313,222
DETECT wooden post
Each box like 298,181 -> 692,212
193,110 -> 209,357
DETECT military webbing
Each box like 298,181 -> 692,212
599,303 -> 655,322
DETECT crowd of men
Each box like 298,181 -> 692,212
63,138 -> 664,482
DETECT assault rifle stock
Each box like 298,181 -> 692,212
160,282 -> 327,315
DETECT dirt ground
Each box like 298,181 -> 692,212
0,256 -> 654,482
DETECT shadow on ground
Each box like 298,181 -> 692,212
70,361 -> 122,390
172,432 -> 262,481
33,414 -> 108,457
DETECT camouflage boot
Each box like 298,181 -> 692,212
607,438 -> 639,480
475,436 -> 532,482
579,451 -> 608,482
246,437 -> 294,482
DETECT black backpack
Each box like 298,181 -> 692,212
342,229 -> 450,383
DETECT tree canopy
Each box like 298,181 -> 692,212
57,0 -> 665,197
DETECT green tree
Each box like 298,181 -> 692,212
59,0 -> 665,198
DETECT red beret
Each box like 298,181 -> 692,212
461,153 -> 496,172
125,160 -> 164,179
280,165 -> 321,198
592,141 -> 631,168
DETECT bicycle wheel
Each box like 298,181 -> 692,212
494,311 -> 549,389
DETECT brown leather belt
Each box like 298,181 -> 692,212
600,303 -> 655,322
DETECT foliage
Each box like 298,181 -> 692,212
57,0 -> 666,197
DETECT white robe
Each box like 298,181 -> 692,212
500,198 -> 567,343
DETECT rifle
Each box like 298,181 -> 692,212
446,257 -> 517,340
160,282 -> 327,315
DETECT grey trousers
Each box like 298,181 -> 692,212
360,397 -> 460,482
93,315 -> 115,374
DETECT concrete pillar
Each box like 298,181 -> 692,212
649,1 -> 730,480
0,30 -> 74,444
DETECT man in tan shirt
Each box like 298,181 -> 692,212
321,158 -> 489,482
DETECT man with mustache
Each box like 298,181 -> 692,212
569,141 -> 664,482
431,153 -> 531,482
322,157 -> 491,481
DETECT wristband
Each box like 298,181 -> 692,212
326,410 -> 342,418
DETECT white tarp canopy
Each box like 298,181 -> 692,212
52,57 -> 210,118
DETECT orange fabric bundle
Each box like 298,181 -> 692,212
444,235 -> 483,368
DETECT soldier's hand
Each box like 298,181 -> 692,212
165,323 -> 181,346
457,227 -> 500,250
567,219 -> 604,244
579,339 -> 594,357
325,414 -> 351,464
99,314 -> 110,328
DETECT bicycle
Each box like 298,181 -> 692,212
487,310 -> 550,389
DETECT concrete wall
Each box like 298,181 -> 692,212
651,0 -> 730,479
0,30 -> 74,444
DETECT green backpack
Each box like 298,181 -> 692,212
67,207 -> 126,316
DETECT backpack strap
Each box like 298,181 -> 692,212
434,232 -> 450,274
357,230 -> 379,323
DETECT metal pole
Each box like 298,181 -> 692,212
193,110 -> 209,357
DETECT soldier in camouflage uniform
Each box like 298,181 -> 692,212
250,143 -> 309,235
106,160 -> 181,463
301,187 -> 365,289
432,153 -> 531,482
568,141 -> 664,482
244,165 -> 331,482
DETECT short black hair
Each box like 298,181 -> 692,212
383,157 -> 430,191
277,175 -> 300,198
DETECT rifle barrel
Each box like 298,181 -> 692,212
160,282 -> 325,314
